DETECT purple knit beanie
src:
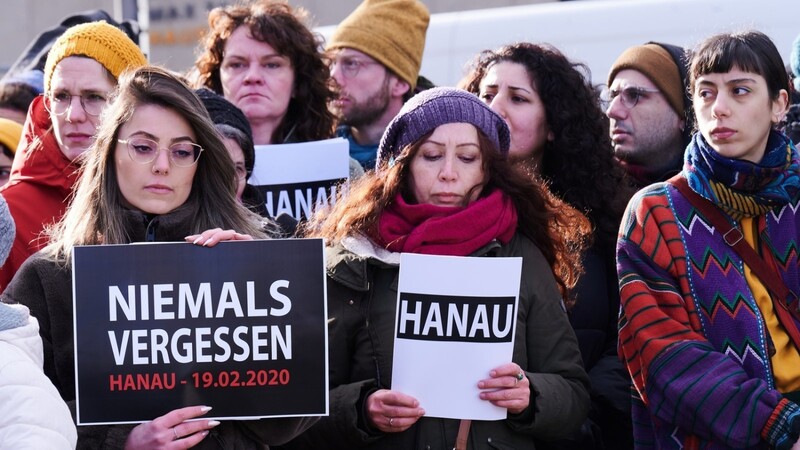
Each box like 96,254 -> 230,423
376,87 -> 510,168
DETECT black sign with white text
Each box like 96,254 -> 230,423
72,239 -> 328,425
257,178 -> 346,220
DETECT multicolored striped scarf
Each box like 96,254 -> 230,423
684,130 -> 800,220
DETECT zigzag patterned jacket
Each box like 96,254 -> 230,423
617,159 -> 800,449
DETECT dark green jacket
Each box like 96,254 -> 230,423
282,233 -> 590,450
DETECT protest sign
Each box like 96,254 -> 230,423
392,253 -> 522,421
251,138 -> 349,220
72,239 -> 328,425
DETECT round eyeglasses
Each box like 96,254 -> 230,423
329,56 -> 380,79
603,86 -> 661,109
47,92 -> 108,117
118,137 -> 203,167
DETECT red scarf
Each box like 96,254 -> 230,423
375,189 -> 518,256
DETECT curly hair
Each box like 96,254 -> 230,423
303,130 -> 590,304
460,42 -> 633,250
194,0 -> 335,143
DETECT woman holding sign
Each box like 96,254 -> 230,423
2,66 -> 315,448
286,87 -> 591,449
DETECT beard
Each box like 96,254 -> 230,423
334,76 -> 391,128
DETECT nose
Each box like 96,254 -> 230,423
711,93 -> 730,118
330,62 -> 346,87
151,148 -> 171,175
606,95 -> 628,121
65,96 -> 86,123
438,155 -> 457,181
243,64 -> 263,85
488,96 -> 507,119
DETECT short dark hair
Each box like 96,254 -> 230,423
690,30 -> 790,100
0,82 -> 38,116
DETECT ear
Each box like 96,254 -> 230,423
390,76 -> 411,99
771,89 -> 789,124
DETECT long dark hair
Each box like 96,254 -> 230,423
461,42 -> 633,250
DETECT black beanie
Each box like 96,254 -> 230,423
195,88 -> 255,176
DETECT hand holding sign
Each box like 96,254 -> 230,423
366,389 -> 425,433
477,363 -> 530,415
124,405 -> 217,449
184,228 -> 255,247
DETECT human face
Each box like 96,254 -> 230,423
223,137 -> 246,201
48,56 -> 115,161
0,150 -> 12,186
115,104 -> 198,215
478,61 -> 551,163
409,123 -> 485,207
694,66 -> 788,163
329,48 -> 392,127
606,69 -> 684,172
220,26 -> 295,129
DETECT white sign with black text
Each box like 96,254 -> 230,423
392,253 -> 522,421
251,138 -> 350,220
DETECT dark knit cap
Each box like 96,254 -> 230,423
195,88 -> 255,175
377,87 -> 510,168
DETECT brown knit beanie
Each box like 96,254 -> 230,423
327,0 -> 429,90
607,43 -> 685,117
44,21 -> 147,94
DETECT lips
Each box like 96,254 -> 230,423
710,127 -> 736,140
432,193 -> 461,205
144,184 -> 173,194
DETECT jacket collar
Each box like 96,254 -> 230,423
4,95 -> 79,195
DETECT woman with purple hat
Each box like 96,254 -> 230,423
284,87 -> 591,449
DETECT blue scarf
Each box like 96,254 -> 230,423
683,130 -> 800,220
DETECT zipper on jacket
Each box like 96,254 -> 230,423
145,216 -> 159,242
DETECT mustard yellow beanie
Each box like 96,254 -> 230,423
607,44 -> 685,117
0,118 -> 22,154
327,0 -> 429,90
44,21 -> 147,94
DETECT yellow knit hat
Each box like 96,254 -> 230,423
44,21 -> 147,94
327,0 -> 429,90
0,118 -> 22,154
607,44 -> 686,117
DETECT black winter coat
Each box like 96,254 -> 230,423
2,207 -> 316,449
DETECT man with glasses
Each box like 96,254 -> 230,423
606,42 -> 693,188
326,0 -> 429,170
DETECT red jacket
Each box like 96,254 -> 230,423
0,96 -> 80,290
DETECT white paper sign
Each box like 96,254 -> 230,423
392,253 -> 522,421
250,138 -> 350,219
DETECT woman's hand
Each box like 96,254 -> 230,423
366,389 -> 425,433
185,228 -> 253,247
124,405 -> 219,449
478,362 -> 531,415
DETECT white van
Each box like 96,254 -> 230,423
318,0 -> 798,87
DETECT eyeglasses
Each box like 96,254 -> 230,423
604,86 -> 661,109
118,137 -> 204,167
329,56 -> 380,79
47,91 -> 108,117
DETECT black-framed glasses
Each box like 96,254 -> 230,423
118,137 -> 203,167
47,91 -> 109,117
329,56 -> 380,79
603,86 -> 661,109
